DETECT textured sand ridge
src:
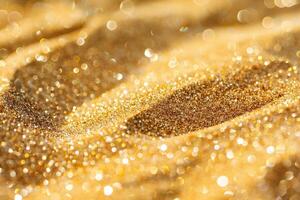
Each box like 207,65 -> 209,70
1,0 -> 300,200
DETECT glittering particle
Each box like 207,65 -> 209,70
105,136 -> 113,143
226,150 -> 234,159
122,158 -> 129,165
106,20 -> 118,31
120,0 -> 135,15
217,176 -> 229,187
115,73 -> 124,81
95,172 -> 103,181
73,68 -> 80,74
150,54 -> 159,62
224,191 -> 234,196
104,185 -> 113,196
65,183 -> 74,191
202,29 -> 215,41
10,170 -> 16,178
23,168 -> 29,174
67,171 -> 74,178
14,194 -> 22,200
237,9 -> 252,23
179,26 -> 189,32
264,0 -> 276,8
214,144 -> 220,150
168,57 -> 177,68
262,16 -> 274,29
150,166 -> 158,175
0,60 -> 6,67
237,137 -> 246,145
285,171 -> 294,180
246,47 -> 254,54
76,37 -> 85,46
144,48 -> 153,58
35,54 -> 47,62
43,179 -> 49,186
275,0 -> 298,7
81,63 -> 88,70
266,146 -> 275,154
159,144 -> 168,152
246,155 -> 255,164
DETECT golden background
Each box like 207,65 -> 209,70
1,0 -> 300,199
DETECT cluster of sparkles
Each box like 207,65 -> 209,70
1,1 -> 300,200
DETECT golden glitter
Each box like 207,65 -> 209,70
14,194 -> 22,200
95,172 -> 103,181
217,176 -> 229,187
106,20 -> 118,31
1,1 -> 300,200
120,0 -> 135,15
262,16 -> 275,29
103,185 -> 113,196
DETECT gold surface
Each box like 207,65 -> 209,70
1,0 -> 300,199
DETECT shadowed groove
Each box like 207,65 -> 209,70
125,61 -> 295,137
1,14 -> 203,131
